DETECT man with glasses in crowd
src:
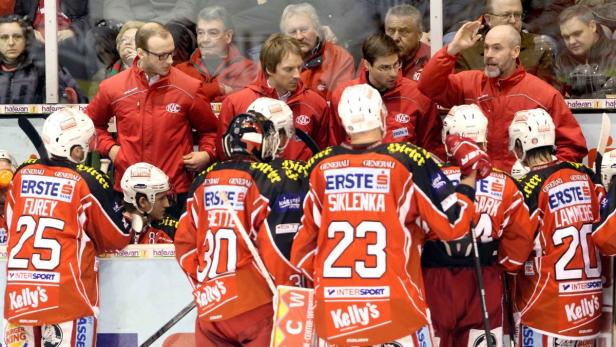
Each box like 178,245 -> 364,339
455,0 -> 558,88
330,33 -> 444,159
177,6 -> 257,102
87,22 -> 219,219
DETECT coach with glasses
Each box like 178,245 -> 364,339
86,22 -> 219,221
455,0 -> 559,89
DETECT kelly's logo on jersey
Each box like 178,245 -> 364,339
324,168 -> 390,193
204,185 -> 248,211
564,295 -> 600,322
20,175 -> 76,203
547,181 -> 592,211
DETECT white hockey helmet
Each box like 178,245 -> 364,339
601,149 -> 616,187
442,104 -> 488,149
337,84 -> 387,135
508,108 -> 555,161
42,108 -> 95,164
121,162 -> 170,214
0,150 -> 17,171
247,97 -> 294,151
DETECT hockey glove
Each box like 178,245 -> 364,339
446,134 -> 492,179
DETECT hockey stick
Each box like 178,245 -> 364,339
295,129 -> 320,156
219,191 -> 277,294
595,113 -> 611,181
18,117 -> 48,160
469,225 -> 495,347
139,301 -> 197,347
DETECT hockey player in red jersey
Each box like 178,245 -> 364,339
3,109 -> 133,347
290,84 -> 492,346
509,109 -> 604,344
246,97 -> 306,287
422,104 -> 534,347
121,162 -> 175,244
175,112 -> 292,346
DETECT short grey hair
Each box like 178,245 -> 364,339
280,3 -> 321,34
559,5 -> 595,26
198,5 -> 233,30
385,4 -> 423,32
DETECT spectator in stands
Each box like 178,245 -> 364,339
218,34 -> 329,162
330,33 -> 444,159
86,22 -> 219,218
15,0 -> 91,80
176,6 -> 257,102
556,5 -> 616,98
0,15 -> 85,104
280,2 -> 354,100
418,22 -> 588,172
455,0 -> 558,89
89,21 -> 144,97
385,4 -> 430,81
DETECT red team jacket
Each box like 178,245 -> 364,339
4,159 -> 131,325
175,159 -> 304,321
217,71 -> 330,161
133,216 -> 177,244
301,40 -> 355,100
175,45 -> 258,102
329,72 -> 445,159
417,47 -> 588,172
86,60 -> 219,193
422,165 -> 533,272
290,143 -> 477,345
513,162 -> 603,339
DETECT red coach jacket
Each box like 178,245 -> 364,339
176,45 -> 257,102
87,61 -> 218,194
301,40 -> 354,100
418,46 -> 588,172
218,71 -> 330,161
329,72 -> 445,159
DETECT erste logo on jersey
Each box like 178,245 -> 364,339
324,168 -> 390,193
547,181 -> 592,211
204,185 -> 247,211
20,175 -> 76,203
477,175 -> 505,199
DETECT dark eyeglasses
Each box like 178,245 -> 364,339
143,48 -> 175,61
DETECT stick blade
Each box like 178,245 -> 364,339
597,113 -> 611,156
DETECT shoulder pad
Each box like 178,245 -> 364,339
16,158 -> 40,172
304,147 -> 337,173
381,142 -> 431,168
75,164 -> 113,190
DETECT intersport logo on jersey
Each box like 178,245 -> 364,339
559,279 -> 603,293
8,270 -> 60,283
564,295 -> 600,322
324,286 -> 390,299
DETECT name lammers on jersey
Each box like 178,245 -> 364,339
331,302 -> 381,329
325,168 -> 389,212
20,174 -> 76,203
565,295 -> 600,323
548,181 -> 594,228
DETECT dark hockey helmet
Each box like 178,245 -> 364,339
222,112 -> 280,162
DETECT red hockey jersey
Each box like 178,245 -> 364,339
290,143 -> 476,345
4,159 -> 131,325
512,161 -> 603,339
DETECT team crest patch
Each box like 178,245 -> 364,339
166,103 -> 181,113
